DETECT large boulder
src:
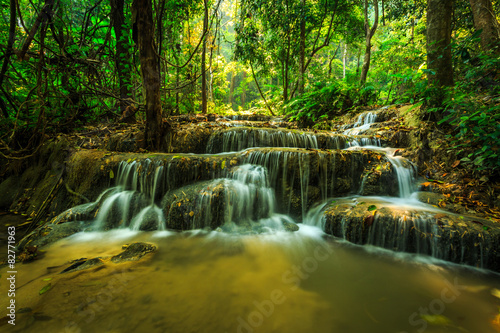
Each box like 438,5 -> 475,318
314,197 -> 500,272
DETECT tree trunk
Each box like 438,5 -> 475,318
427,0 -> 454,87
0,0 -> 16,118
298,0 -> 306,94
250,63 -> 275,115
132,0 -> 164,150
229,71 -> 235,109
110,0 -> 133,116
360,0 -> 379,85
342,42 -> 347,79
283,36 -> 291,102
201,0 -> 208,114
18,0 -> 54,61
469,0 -> 500,53
240,71 -> 247,107
382,0 -> 385,26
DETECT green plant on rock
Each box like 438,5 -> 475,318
284,82 -> 378,127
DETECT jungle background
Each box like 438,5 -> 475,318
0,0 -> 499,174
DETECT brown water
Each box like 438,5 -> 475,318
2,226 -> 500,333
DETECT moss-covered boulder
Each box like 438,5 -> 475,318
316,197 -> 500,272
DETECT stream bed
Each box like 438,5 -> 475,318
2,226 -> 500,332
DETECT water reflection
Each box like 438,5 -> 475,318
1,227 -> 500,333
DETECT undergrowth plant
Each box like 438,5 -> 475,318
284,82 -> 377,127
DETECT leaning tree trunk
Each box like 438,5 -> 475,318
426,0 -> 454,87
469,0 -> 500,53
132,0 -> 164,150
360,0 -> 379,85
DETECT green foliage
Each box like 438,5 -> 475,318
433,47 -> 500,173
438,92 -> 500,173
284,81 -> 377,127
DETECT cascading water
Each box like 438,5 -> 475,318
45,108 -> 496,270
342,111 -> 378,135
11,109 -> 500,333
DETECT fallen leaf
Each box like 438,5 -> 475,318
492,288 -> 500,299
434,213 -> 446,219
189,211 -> 194,217
420,314 -> 453,326
39,283 -> 52,295
367,205 -> 377,211
491,313 -> 500,332
109,170 -> 114,179
463,285 -> 489,293
451,160 -> 460,168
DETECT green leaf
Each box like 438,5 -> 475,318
39,283 -> 52,295
420,314 -> 453,326
109,170 -> 114,179
367,205 -> 377,211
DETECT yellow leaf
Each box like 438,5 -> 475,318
189,211 -> 194,217
492,313 -> 500,332
109,170 -> 115,179
177,202 -> 181,207
221,160 -> 226,169
492,288 -> 500,299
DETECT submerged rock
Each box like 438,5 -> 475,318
57,242 -> 157,274
60,258 -> 105,274
111,242 -> 157,263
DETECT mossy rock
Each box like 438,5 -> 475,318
111,242 -> 157,263
319,198 -> 500,272
17,221 -> 92,251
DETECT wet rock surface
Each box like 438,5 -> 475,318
111,242 -> 157,263
3,105 -> 499,273
318,197 -> 500,271
57,242 -> 157,274
18,221 -> 92,251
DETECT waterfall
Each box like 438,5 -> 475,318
92,160 -> 167,231
38,107 -> 496,271
206,128 -> 320,153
